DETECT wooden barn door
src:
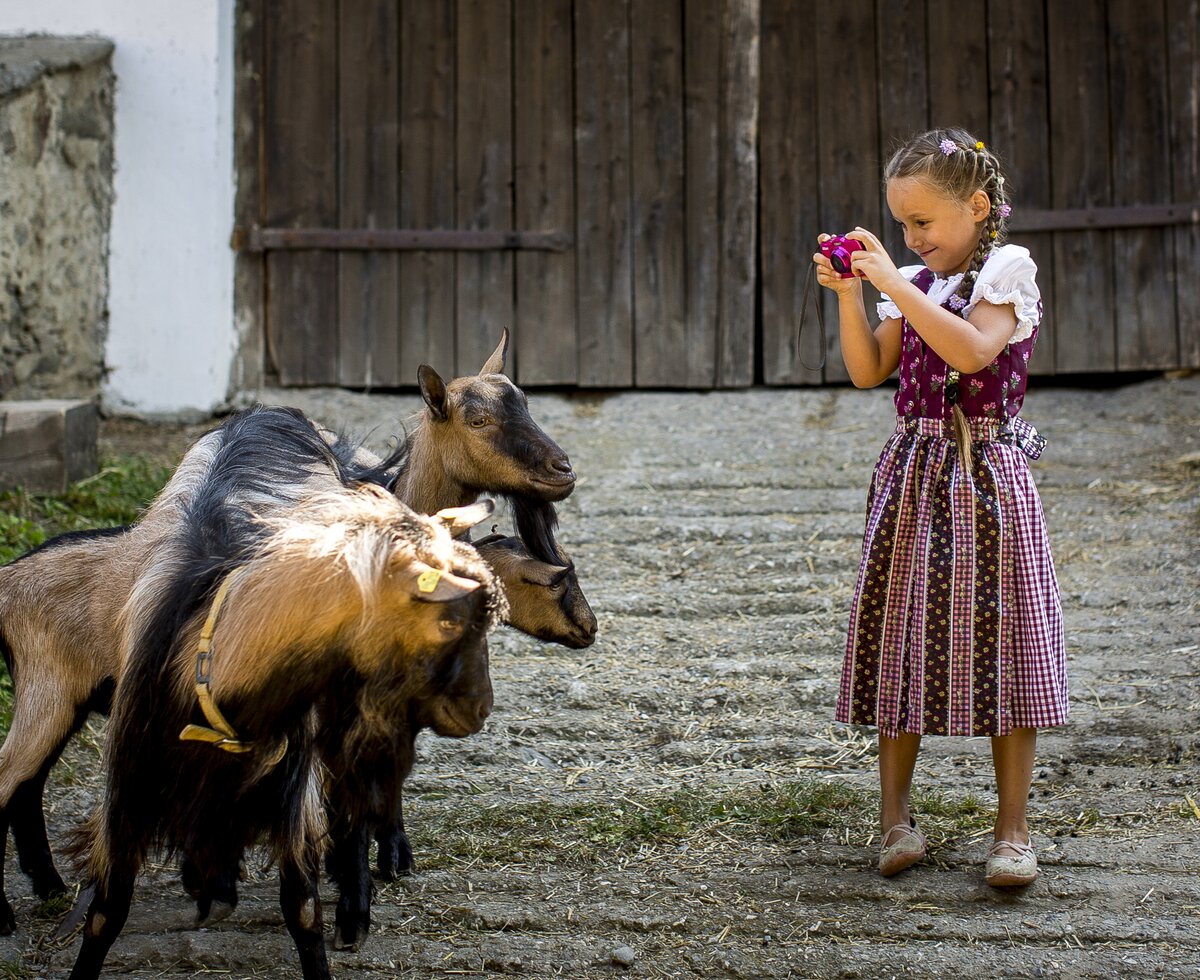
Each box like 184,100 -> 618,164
239,0 -> 761,389
757,0 -> 1200,383
240,1 -> 1199,389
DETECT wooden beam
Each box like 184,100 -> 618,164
235,227 -> 571,252
1008,204 -> 1200,232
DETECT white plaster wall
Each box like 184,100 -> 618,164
0,0 -> 236,417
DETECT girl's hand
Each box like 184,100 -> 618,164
813,234 -> 863,296
846,227 -> 902,292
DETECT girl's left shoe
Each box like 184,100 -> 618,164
985,839 -> 1038,887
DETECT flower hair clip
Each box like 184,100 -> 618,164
996,203 -> 1012,219
974,140 -> 985,151
939,138 -> 957,155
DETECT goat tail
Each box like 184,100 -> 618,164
950,403 -> 974,484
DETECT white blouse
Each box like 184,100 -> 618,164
876,244 -> 1042,344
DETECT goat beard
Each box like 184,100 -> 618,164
510,495 -> 566,566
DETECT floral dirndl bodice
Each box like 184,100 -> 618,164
878,244 -> 1042,421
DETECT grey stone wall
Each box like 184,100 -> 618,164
0,36 -> 114,401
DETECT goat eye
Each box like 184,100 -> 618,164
468,417 -> 491,428
439,619 -> 464,635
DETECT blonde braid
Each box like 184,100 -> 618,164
950,146 -> 1006,306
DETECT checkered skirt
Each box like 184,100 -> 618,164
836,417 -> 1068,737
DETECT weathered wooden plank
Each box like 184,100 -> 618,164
338,0 -> 400,387
875,0 -> 928,281
716,0 -> 759,388
232,0 -> 265,394
759,0 -> 820,385
1109,0 -> 1176,370
926,0 -> 987,137
0,400 -> 97,494
1046,2 -> 1114,373
264,0 -> 339,385
683,0 -> 721,387
815,2 -> 877,384
399,0 -> 457,384
630,0 -> 686,387
1167,0 -> 1200,368
513,0 -> 577,385
988,0 -> 1055,374
574,0 -> 633,386
455,0 -> 514,376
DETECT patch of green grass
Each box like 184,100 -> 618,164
31,891 -> 76,920
908,788 -> 993,843
0,455 -> 172,563
412,779 -> 873,868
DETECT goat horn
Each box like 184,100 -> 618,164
433,500 -> 494,536
408,562 -> 482,602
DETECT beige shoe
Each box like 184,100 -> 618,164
878,819 -> 926,877
986,839 -> 1038,887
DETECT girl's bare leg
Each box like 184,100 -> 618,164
990,727 -> 1037,852
878,732 -> 922,836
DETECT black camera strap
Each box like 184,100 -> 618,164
795,262 -> 828,372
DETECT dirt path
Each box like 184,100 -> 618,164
3,374 -> 1198,979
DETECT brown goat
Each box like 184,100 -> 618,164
67,477 -> 501,980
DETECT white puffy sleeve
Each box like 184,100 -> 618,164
965,245 -> 1042,344
876,265 -> 927,322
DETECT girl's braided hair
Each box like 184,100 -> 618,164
884,127 -> 1012,305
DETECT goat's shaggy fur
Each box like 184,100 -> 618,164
68,417 -> 500,980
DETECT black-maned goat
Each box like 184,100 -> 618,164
67,452 -> 501,980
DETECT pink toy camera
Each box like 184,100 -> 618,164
819,235 -> 865,278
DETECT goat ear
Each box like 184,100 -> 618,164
479,327 -> 509,376
433,499 -> 494,536
407,562 -> 482,602
417,364 -> 449,420
522,560 -> 572,588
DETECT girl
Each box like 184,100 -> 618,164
814,128 -> 1066,888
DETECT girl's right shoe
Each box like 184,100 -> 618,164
878,819 -> 926,877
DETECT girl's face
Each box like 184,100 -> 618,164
886,176 -> 990,277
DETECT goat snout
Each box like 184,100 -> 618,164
531,454 -> 575,500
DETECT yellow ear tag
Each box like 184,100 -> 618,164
417,569 -> 443,593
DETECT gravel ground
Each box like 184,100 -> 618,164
2,372 -> 1198,979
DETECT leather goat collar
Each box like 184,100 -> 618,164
179,568 -> 288,768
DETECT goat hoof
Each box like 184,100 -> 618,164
30,871 -> 67,901
333,909 -> 370,952
0,901 -> 15,936
195,899 -> 235,927
376,844 -> 415,880
332,926 -> 362,952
